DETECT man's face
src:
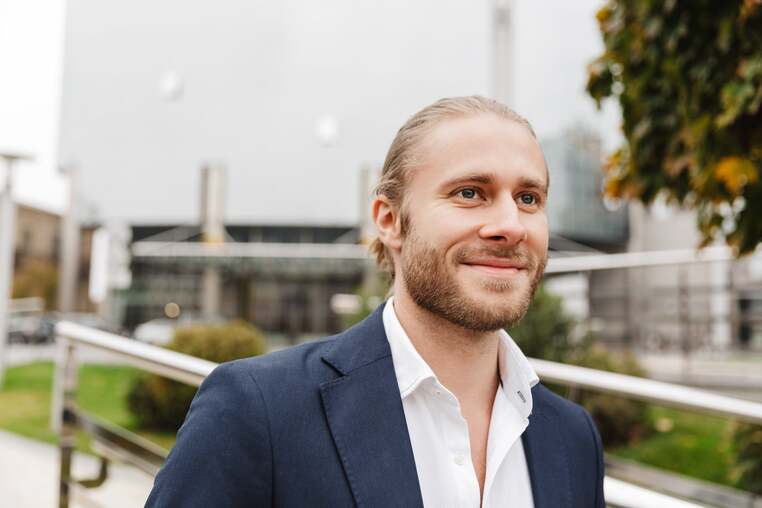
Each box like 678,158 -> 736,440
397,114 -> 549,332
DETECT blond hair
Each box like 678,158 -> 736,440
371,95 -> 538,278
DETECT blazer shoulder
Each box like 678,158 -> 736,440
222,332 -> 342,381
530,383 -> 602,457
532,382 -> 591,422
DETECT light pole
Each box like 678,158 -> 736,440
0,152 -> 32,388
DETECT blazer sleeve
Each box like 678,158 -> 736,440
144,361 -> 273,508
582,408 -> 606,508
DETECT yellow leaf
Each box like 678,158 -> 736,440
714,157 -> 758,193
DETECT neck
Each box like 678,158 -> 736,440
391,280 -> 501,407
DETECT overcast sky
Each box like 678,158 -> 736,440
0,0 -> 618,218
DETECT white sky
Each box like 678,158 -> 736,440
0,0 -> 68,213
0,0 -> 618,217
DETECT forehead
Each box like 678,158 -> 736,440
409,114 -> 548,191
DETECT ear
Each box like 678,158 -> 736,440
372,195 -> 403,252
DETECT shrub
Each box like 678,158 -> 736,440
730,422 -> 762,494
127,320 -> 266,431
567,345 -> 650,447
508,284 -> 589,362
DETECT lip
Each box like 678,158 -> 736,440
461,258 -> 527,277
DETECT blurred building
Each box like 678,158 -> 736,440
55,1 -> 760,349
54,0 -> 504,336
124,224 -> 365,337
57,0 -> 496,227
542,127 -> 628,252
10,203 -> 95,312
15,204 -> 60,267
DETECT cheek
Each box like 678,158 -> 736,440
418,205 -> 477,242
526,215 -> 549,249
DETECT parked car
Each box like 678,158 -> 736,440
8,314 -> 42,344
19,312 -> 121,344
133,314 -> 227,346
133,318 -> 176,346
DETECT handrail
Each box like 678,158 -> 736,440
53,321 -> 762,425
546,245 -> 757,273
530,358 -> 762,425
55,321 -> 215,386
52,321 -> 762,508
604,477 -> 707,508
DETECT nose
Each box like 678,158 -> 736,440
477,193 -> 527,245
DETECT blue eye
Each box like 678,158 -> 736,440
457,188 -> 478,199
519,193 -> 538,205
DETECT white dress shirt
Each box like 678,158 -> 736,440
383,298 -> 539,508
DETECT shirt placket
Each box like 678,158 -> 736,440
432,382 -> 481,508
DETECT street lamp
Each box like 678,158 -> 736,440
0,152 -> 33,388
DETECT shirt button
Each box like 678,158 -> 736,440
453,454 -> 466,466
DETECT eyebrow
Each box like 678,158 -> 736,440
439,172 -> 548,196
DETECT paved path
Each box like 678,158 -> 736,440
0,430 -> 154,507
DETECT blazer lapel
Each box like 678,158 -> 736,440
320,304 -> 424,508
521,385 -> 572,508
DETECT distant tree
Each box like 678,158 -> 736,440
587,0 -> 762,253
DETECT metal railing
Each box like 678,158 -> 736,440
52,321 -> 214,508
52,320 -> 762,508
531,358 -> 762,424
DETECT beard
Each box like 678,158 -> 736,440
400,228 -> 546,332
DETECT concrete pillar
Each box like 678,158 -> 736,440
0,153 -> 31,387
200,163 -> 225,318
0,180 -> 16,387
58,167 -> 79,313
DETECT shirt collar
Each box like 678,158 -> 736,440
383,297 -> 437,398
383,297 -> 539,419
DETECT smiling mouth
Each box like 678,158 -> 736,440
461,260 -> 527,278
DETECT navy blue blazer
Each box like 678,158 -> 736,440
146,303 -> 605,507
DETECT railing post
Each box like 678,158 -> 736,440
56,339 -> 78,508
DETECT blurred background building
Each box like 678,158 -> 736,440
1,0 -> 760,348
40,0 -> 631,339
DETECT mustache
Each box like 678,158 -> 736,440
453,245 -> 540,269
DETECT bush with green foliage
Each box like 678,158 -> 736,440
567,345 -> 649,447
127,320 -> 266,430
730,422 -> 762,495
507,284 -> 589,362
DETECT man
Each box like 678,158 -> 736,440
146,96 -> 605,507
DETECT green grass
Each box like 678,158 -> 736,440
609,406 -> 737,488
0,362 -> 177,452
